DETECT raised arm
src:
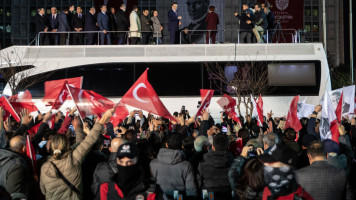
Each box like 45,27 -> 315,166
72,109 -> 113,166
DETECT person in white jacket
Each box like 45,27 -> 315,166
129,6 -> 141,45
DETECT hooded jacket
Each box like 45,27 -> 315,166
197,151 -> 233,192
150,148 -> 197,197
40,123 -> 104,200
0,149 -> 34,199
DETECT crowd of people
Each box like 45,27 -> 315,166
35,2 -> 275,45
0,101 -> 356,200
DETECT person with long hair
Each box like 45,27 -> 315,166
40,109 -> 113,200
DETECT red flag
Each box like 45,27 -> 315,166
47,114 -> 56,129
43,77 -> 83,106
26,135 -> 37,173
217,94 -> 241,125
335,92 -> 343,124
111,103 -> 129,127
120,69 -> 175,121
8,90 -> 38,113
0,96 -> 21,122
285,96 -> 303,132
27,123 -> 41,135
67,86 -> 114,119
195,89 -> 214,117
250,94 -> 264,127
51,82 -> 70,110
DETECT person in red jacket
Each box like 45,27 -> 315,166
205,6 -> 219,44
258,144 -> 314,200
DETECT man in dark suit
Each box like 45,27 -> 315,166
296,141 -> 347,200
49,7 -> 59,45
97,4 -> 111,45
58,8 -> 70,45
35,8 -> 49,45
72,6 -> 85,45
116,4 -> 129,45
205,6 -> 219,44
264,6 -> 275,43
85,7 -> 98,45
67,5 -> 75,45
141,9 -> 151,45
168,2 -> 182,44
108,7 -> 117,43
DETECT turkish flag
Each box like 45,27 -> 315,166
43,77 -> 83,106
51,82 -> 70,110
195,89 -> 214,117
47,114 -> 56,129
27,122 -> 41,135
26,135 -> 37,173
285,96 -> 303,132
8,90 -> 38,114
111,103 -> 129,127
250,94 -> 264,127
120,69 -> 175,121
0,96 -> 21,122
335,92 -> 343,124
67,85 -> 114,119
217,94 -> 241,125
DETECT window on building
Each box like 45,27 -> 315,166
305,24 -> 311,32
305,7 -> 311,16
312,24 -> 318,32
312,7 -> 318,16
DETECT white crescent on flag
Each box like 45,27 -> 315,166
133,83 -> 148,103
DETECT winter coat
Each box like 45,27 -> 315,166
197,151 -> 233,192
116,9 -> 129,37
150,148 -> 197,197
262,185 -> 313,200
296,160 -> 346,200
141,15 -> 151,32
91,159 -> 117,195
129,11 -> 141,38
0,149 -> 34,199
151,16 -> 162,38
40,123 -> 104,200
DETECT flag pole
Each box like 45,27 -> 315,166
341,87 -> 344,124
27,135 -> 35,169
65,84 -> 84,124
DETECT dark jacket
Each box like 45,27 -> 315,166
49,14 -> 59,30
307,117 -> 321,140
0,149 -> 34,199
150,148 -> 197,197
108,12 -> 117,32
205,12 -> 219,31
72,13 -> 85,29
97,12 -> 110,31
236,11 -> 253,31
35,13 -> 48,33
251,10 -> 268,30
116,9 -> 129,37
141,15 -> 151,32
82,149 -> 108,200
197,151 -> 233,191
57,12 -> 70,32
91,159 -> 117,195
168,10 -> 179,32
85,12 -> 98,31
98,168 -> 161,200
265,11 -> 275,30
296,160 -> 346,200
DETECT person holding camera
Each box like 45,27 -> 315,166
234,4 -> 254,43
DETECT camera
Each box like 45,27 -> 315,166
248,146 -> 257,157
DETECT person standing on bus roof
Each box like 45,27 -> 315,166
168,2 -> 182,44
205,6 -> 219,44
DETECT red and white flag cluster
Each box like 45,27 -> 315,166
216,94 -> 241,126
250,94 -> 264,127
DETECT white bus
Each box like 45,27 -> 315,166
1,43 -> 330,119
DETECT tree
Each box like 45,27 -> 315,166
0,47 -> 52,95
205,61 -> 269,116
